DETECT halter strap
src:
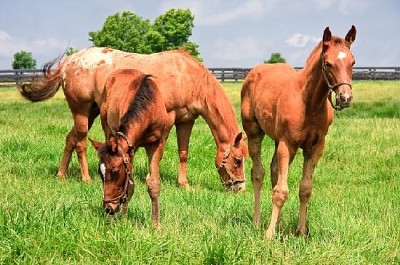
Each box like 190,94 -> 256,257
102,132 -> 134,205
321,55 -> 352,110
218,146 -> 244,187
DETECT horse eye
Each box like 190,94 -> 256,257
324,62 -> 332,69
234,157 -> 242,165
111,170 -> 120,178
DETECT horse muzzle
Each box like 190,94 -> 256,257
226,180 -> 246,192
103,201 -> 121,215
330,83 -> 353,110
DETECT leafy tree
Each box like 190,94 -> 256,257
179,41 -> 202,62
12,50 -> 36,69
153,9 -> 193,49
88,9 -> 201,60
89,11 -> 153,53
66,47 -> 79,56
264,52 -> 286,64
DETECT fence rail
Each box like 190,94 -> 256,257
209,67 -> 400,82
1,67 -> 400,86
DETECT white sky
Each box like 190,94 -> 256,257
0,0 -> 399,69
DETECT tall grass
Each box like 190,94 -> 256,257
0,81 -> 399,264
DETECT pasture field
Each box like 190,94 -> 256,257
0,81 -> 399,264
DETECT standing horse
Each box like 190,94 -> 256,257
20,48 -> 247,191
90,69 -> 169,227
241,26 -> 356,239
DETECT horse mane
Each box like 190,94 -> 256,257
203,70 -> 240,140
118,74 -> 155,133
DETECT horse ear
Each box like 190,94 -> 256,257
234,132 -> 243,148
89,138 -> 103,152
323,27 -> 331,45
322,26 -> 331,53
345,25 -> 356,45
108,135 -> 118,153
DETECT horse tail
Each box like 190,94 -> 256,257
18,53 -> 65,102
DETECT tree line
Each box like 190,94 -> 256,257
11,9 -> 285,69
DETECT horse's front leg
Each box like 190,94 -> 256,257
266,140 -> 293,240
145,140 -> 167,229
296,139 -> 325,236
175,121 -> 194,189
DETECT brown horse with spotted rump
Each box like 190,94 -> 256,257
241,26 -> 356,239
90,69 -> 169,227
20,48 -> 247,191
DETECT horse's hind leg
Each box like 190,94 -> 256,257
56,128 -> 76,180
175,121 -> 195,189
247,133 -> 265,228
296,140 -> 325,237
57,103 -> 94,182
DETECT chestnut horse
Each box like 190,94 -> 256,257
90,69 -> 169,227
241,26 -> 356,239
20,48 -> 247,191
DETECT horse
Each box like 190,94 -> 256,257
90,69 -> 169,227
19,48 -> 247,191
241,25 -> 356,239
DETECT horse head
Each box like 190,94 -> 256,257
217,132 -> 248,192
90,135 -> 134,215
321,25 -> 356,110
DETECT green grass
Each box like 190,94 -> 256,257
0,81 -> 399,264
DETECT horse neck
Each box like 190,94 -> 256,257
300,52 -> 330,113
201,84 -> 240,151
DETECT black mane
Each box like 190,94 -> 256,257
118,75 -> 155,133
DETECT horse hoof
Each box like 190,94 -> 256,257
295,226 -> 310,237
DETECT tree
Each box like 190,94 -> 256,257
88,9 -> 201,60
66,47 -> 79,56
264,52 -> 286,64
89,11 -> 153,54
12,50 -> 36,69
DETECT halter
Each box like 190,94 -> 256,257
321,55 -> 352,111
218,146 -> 244,187
102,132 -> 134,205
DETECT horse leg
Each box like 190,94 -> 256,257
296,140 -> 325,236
265,140 -> 293,240
57,103 -> 98,182
175,121 -> 194,189
248,133 -> 265,228
56,128 -> 75,180
145,139 -> 166,229
270,141 -> 279,188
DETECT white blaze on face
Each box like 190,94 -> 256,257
338,51 -> 347,63
99,163 -> 106,178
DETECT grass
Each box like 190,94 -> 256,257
0,81 -> 399,264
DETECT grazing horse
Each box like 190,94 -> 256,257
19,48 -> 247,191
241,26 -> 356,239
90,69 -> 169,227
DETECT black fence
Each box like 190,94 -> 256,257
1,67 -> 400,86
209,67 -> 400,82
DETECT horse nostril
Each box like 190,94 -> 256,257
340,93 -> 352,104
105,205 -> 115,215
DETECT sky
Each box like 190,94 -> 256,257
0,0 -> 399,69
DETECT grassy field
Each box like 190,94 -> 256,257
0,81 -> 399,264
